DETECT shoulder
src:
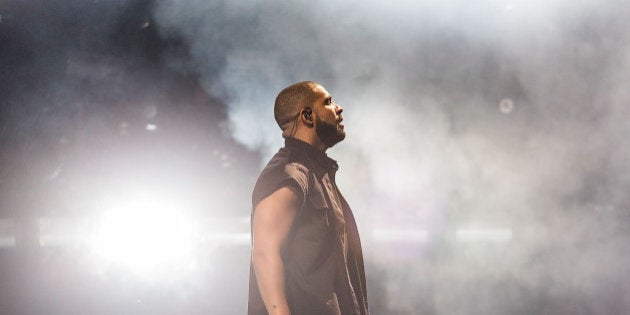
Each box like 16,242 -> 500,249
258,148 -> 311,183
252,148 -> 313,208
282,162 -> 310,186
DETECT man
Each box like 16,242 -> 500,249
248,81 -> 369,315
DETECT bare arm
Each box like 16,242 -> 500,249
252,186 -> 299,315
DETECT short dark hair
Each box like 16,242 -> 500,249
274,81 -> 319,138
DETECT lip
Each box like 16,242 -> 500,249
337,116 -> 344,128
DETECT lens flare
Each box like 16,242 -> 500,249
91,201 -> 197,278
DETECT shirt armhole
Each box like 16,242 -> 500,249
277,178 -> 306,209
252,162 -> 310,211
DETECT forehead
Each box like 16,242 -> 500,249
312,84 -> 331,99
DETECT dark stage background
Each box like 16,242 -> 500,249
1,0 -> 629,314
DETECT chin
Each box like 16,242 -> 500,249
335,134 -> 346,145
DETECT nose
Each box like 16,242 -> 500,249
335,103 -> 343,114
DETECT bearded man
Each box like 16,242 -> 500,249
248,81 -> 369,315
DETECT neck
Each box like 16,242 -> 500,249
291,131 -> 327,152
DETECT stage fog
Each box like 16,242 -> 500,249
1,0 -> 629,314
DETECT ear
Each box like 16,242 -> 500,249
300,108 -> 314,126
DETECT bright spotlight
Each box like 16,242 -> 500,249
91,200 -> 197,278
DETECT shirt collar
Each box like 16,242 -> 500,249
285,138 -> 339,172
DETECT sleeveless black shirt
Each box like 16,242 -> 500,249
248,138 -> 369,315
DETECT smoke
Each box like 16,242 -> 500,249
153,0 -> 630,313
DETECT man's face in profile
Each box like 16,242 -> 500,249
312,85 -> 345,148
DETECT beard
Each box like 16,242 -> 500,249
316,116 -> 345,148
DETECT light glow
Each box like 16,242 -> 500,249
39,217 -> 94,247
198,216 -> 251,245
92,200 -> 197,278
